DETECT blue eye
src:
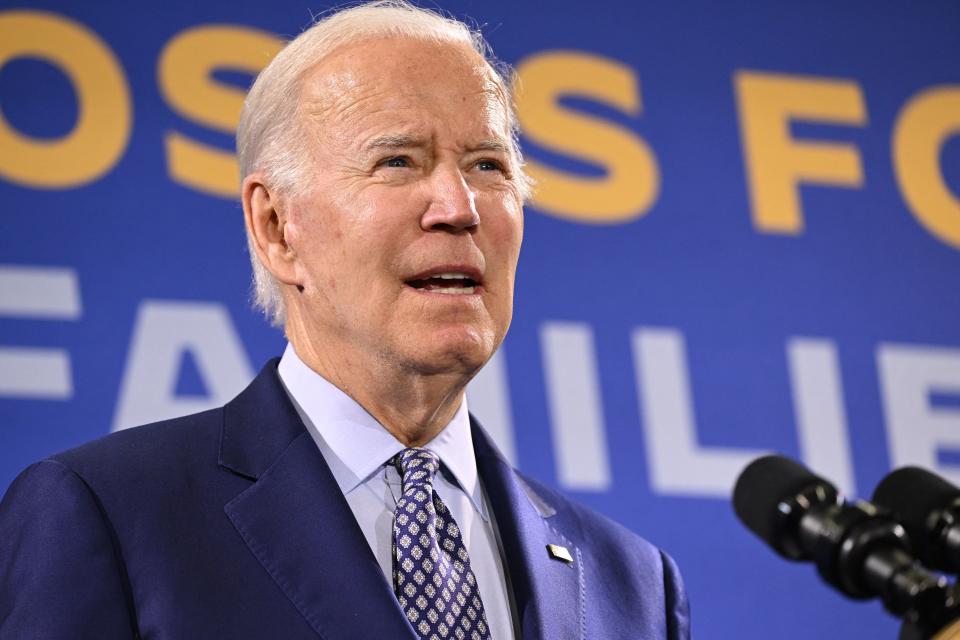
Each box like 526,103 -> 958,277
383,156 -> 409,168
476,159 -> 503,171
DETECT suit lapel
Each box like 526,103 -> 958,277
472,419 -> 585,640
216,361 -> 583,639
219,360 -> 417,640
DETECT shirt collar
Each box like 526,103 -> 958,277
276,343 -> 485,518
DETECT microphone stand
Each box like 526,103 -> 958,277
898,581 -> 960,640
930,621 -> 960,640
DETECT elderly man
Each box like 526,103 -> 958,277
0,2 -> 689,639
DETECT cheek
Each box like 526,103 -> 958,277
353,189 -> 427,258
286,209 -> 345,290
483,194 -> 524,257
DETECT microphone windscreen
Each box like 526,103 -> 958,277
872,467 -> 959,546
733,454 -> 833,549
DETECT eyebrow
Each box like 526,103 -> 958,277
363,134 -> 511,155
469,140 -> 511,154
365,134 -> 428,151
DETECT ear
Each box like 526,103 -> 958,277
241,174 -> 301,288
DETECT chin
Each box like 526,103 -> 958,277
401,326 -> 498,376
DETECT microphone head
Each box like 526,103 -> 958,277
733,454 -> 839,557
872,466 -> 960,568
734,457 -> 951,614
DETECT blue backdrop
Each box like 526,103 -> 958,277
2,1 -> 960,637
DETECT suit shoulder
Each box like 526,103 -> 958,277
50,408 -> 223,484
0,458 -> 137,636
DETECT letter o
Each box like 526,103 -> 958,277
892,86 -> 960,249
0,10 -> 131,188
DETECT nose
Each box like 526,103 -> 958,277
420,165 -> 480,233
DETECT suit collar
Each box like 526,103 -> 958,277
220,360 -> 417,639
472,419 -> 585,640
276,344 -> 486,517
218,358 -> 304,480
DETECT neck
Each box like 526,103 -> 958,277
286,323 -> 470,448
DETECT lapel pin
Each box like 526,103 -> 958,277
546,543 -> 573,564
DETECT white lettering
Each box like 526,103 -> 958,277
113,300 -> 254,431
632,328 -> 767,497
466,349 -> 517,465
0,347 -> 72,398
541,322 -> 612,491
787,338 -> 855,494
0,265 -> 81,318
0,265 -> 80,399
878,343 -> 960,485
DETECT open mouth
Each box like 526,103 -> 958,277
405,271 -> 482,295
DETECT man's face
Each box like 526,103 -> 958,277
282,37 -> 524,377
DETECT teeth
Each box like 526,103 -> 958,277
434,287 -> 475,295
435,272 -> 470,280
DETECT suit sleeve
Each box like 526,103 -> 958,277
0,459 -> 137,639
660,550 -> 691,640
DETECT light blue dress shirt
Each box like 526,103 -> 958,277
277,344 -> 516,640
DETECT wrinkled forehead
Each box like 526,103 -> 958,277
298,37 -> 512,143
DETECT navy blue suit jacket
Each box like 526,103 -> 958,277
0,360 -> 689,639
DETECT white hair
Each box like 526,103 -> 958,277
236,0 -> 529,327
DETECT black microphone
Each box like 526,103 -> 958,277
873,466 -> 960,574
733,454 -> 953,629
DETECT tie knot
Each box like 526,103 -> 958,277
392,448 -> 440,489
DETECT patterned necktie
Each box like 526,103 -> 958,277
391,448 -> 492,640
